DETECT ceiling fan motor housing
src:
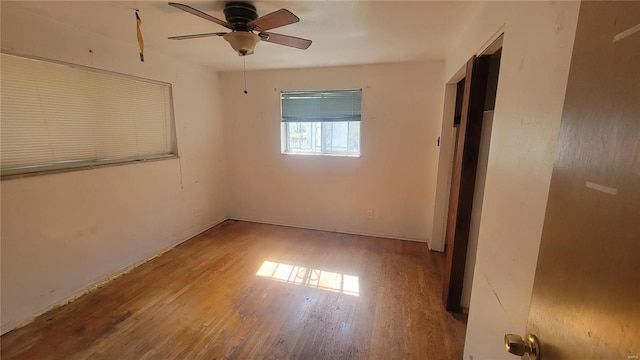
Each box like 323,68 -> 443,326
224,2 -> 258,31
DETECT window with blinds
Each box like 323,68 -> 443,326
280,89 -> 362,156
1,53 -> 176,178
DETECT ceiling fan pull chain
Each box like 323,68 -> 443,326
243,56 -> 248,94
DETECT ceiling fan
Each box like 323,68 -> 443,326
168,1 -> 312,56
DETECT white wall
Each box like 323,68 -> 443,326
443,2 -> 581,359
0,3 -> 228,334
221,62 -> 444,242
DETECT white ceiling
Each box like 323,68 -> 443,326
6,1 -> 480,72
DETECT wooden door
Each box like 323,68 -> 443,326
524,2 -> 640,358
442,55 -> 490,311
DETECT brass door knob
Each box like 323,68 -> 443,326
504,333 -> 540,359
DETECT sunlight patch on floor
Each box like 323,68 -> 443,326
256,260 -> 359,296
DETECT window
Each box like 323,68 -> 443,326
281,89 -> 362,156
0,52 -> 175,179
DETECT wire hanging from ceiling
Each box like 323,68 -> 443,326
136,10 -> 144,62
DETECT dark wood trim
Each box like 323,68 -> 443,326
442,55 -> 491,312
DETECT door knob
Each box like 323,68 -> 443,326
504,333 -> 540,359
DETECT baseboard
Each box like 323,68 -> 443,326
228,216 -> 428,243
0,217 -> 227,336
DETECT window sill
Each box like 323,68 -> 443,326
281,152 -> 361,158
1,154 -> 179,181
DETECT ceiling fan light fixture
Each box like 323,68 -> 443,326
223,32 -> 260,56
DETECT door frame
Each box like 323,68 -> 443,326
440,36 -> 503,312
441,55 -> 490,311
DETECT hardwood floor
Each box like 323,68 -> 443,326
0,220 -> 467,359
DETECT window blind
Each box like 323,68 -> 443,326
281,89 -> 362,123
1,53 -> 174,177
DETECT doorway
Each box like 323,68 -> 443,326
435,36 -> 503,312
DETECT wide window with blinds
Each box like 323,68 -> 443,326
1,53 -> 176,178
281,89 -> 362,156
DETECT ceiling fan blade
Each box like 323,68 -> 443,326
168,2 -> 234,30
248,9 -> 299,31
260,32 -> 312,50
168,32 -> 227,40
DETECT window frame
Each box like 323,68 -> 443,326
0,51 -> 178,180
280,89 -> 362,157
